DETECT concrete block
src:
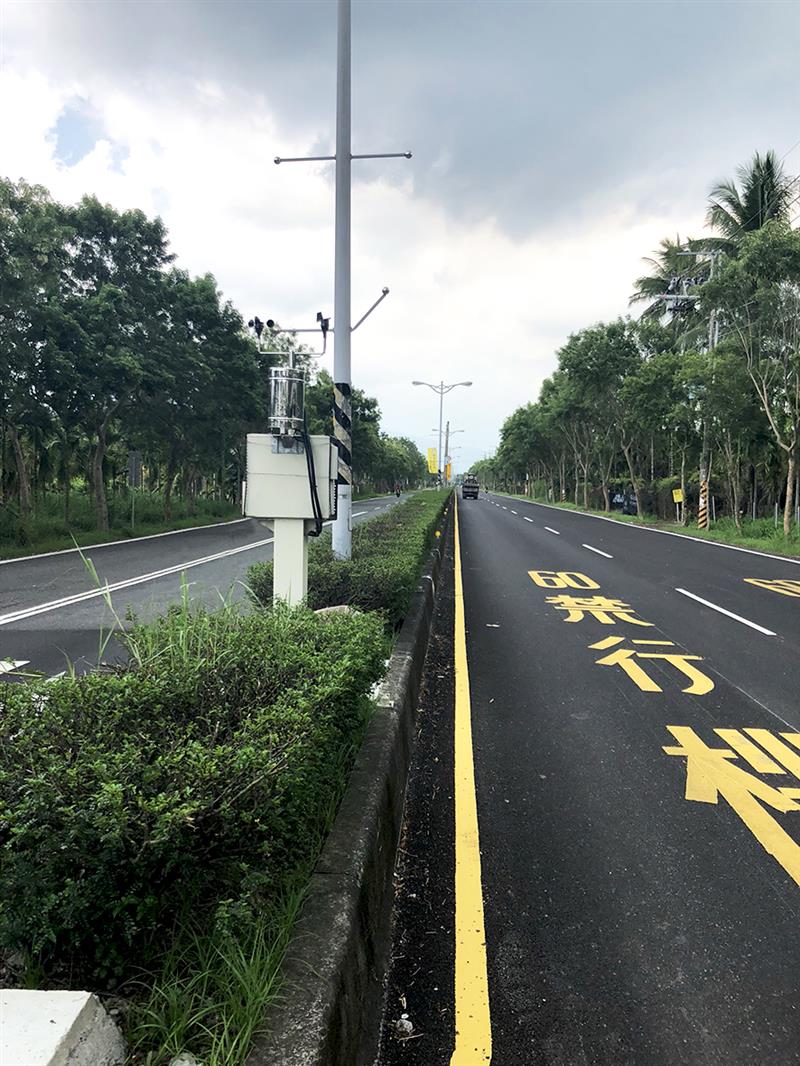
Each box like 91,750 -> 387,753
0,989 -> 126,1066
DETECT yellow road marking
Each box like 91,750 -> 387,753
451,498 -> 492,1065
745,729 -> 800,781
715,729 -> 784,774
528,570 -> 599,589
744,577 -> 800,598
665,726 -> 800,887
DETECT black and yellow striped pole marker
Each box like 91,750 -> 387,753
698,480 -> 709,530
333,382 -> 353,489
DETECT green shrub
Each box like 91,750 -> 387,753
0,604 -> 386,982
247,490 -> 450,628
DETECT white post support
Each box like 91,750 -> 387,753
332,0 -> 353,560
273,519 -> 309,606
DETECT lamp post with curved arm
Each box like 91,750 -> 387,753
412,380 -> 472,485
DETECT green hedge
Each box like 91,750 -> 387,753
247,490 -> 450,628
0,605 -> 386,981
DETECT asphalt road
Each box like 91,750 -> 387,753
0,494 -> 403,678
379,493 -> 800,1066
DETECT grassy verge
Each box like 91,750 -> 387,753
497,492 -> 800,559
247,489 -> 451,628
0,493 -> 240,561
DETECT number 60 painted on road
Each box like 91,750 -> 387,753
528,570 -> 600,590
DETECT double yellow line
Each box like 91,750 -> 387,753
451,499 -> 493,1064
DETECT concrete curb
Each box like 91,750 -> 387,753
247,501 -> 453,1066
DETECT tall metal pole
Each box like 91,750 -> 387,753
444,420 -> 450,485
438,383 -> 444,486
332,0 -> 353,559
698,253 -> 718,531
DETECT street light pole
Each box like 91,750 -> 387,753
274,0 -> 411,560
413,379 -> 473,484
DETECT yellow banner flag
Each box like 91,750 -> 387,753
445,462 -> 452,482
427,447 -> 438,474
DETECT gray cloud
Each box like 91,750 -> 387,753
10,0 -> 800,238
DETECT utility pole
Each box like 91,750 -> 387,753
273,0 -> 411,559
698,252 -> 721,530
673,248 -> 722,530
439,422 -> 465,485
443,420 -> 450,485
332,0 -> 353,560
441,379 -> 448,488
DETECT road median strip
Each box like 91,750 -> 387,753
248,498 -> 454,1066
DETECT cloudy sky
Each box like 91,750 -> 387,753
2,0 -> 799,471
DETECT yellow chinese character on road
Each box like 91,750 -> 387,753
590,636 -> 714,695
664,726 -> 800,888
546,594 -> 653,626
744,578 -> 800,598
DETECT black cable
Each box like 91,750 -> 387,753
302,413 -> 324,537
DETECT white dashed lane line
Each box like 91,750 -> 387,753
524,517 -> 534,523
583,543 -> 613,559
544,527 -> 560,535
675,587 -> 776,637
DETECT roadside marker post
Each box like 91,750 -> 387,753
698,479 -> 709,530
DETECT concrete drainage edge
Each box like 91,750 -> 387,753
247,501 -> 453,1066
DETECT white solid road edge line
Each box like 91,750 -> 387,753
675,587 -> 777,636
583,543 -> 613,559
544,527 -> 560,535
492,493 -> 800,567
0,517 -> 252,566
0,510 -> 378,628
0,499 -> 382,567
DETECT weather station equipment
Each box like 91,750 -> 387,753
244,351 -> 338,605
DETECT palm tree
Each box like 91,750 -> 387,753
705,150 -> 797,250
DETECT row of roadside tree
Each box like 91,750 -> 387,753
473,151 -> 800,537
1,178 -> 426,545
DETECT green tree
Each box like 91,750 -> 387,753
59,196 -> 174,531
704,222 -> 800,535
0,179 -> 68,525
706,150 -> 796,251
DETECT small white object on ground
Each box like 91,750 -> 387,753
393,1012 -> 414,1037
0,989 -> 126,1066
169,1054 -> 203,1066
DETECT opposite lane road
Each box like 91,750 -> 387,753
0,494 -> 403,677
